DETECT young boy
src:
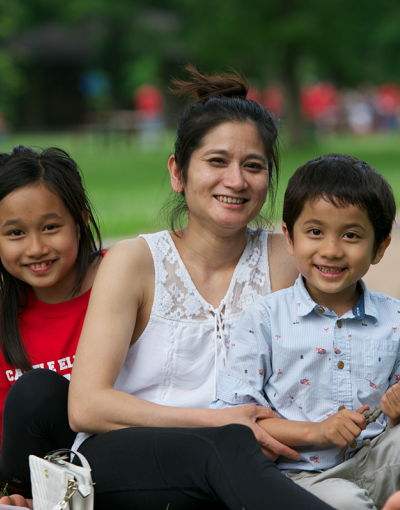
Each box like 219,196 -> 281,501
212,154 -> 400,510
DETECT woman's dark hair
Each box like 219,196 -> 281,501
164,64 -> 280,232
0,145 -> 102,371
283,153 -> 396,256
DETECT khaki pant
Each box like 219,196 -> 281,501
287,426 -> 400,510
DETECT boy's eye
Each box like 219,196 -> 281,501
309,229 -> 322,236
344,232 -> 358,239
44,224 -> 58,231
10,230 -> 24,237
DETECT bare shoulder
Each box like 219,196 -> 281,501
268,232 -> 298,292
91,237 -> 154,304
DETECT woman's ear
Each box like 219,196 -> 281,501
168,155 -> 184,193
282,222 -> 294,256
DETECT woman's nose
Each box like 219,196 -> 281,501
223,164 -> 247,190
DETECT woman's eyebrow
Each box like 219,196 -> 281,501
202,149 -> 266,162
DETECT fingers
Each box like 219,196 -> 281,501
252,406 -> 281,420
382,385 -> 400,418
356,405 -> 370,414
254,425 -> 301,461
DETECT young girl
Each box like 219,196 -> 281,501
0,145 -> 103,447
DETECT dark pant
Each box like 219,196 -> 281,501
0,370 -> 334,509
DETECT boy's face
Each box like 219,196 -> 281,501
282,198 -> 390,310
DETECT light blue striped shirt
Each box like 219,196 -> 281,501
211,275 -> 400,471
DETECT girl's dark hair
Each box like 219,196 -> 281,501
283,153 -> 396,256
0,145 -> 102,371
164,64 -> 280,232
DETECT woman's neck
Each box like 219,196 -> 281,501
171,220 -> 248,308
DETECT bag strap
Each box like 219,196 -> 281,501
45,449 -> 91,470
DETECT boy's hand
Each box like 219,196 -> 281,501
310,406 -> 368,447
381,383 -> 400,420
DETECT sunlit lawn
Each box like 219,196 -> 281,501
0,130 -> 399,239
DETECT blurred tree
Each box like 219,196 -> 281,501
1,0 -> 400,138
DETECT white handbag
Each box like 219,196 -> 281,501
29,449 -> 94,510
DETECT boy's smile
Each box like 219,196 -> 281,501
282,198 -> 390,316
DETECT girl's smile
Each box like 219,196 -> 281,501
0,182 -> 80,303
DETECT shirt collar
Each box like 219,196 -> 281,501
293,274 -> 379,321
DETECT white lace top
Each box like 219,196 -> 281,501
72,228 -> 271,451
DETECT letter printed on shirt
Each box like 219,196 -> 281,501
47,361 -> 56,371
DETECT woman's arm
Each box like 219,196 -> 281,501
268,232 -> 298,292
68,239 -> 300,460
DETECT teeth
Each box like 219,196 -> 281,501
29,262 -> 48,269
316,265 -> 344,274
216,196 -> 245,204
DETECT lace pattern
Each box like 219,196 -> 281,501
144,228 -> 271,323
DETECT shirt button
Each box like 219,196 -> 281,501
338,406 -> 346,411
338,361 -> 344,369
317,306 -> 325,313
337,320 -> 342,328
350,440 -> 357,449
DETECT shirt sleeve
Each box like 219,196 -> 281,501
211,302 -> 272,409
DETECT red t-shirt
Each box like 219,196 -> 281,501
0,286 -> 91,444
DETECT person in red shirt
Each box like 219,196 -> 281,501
0,145 -> 103,450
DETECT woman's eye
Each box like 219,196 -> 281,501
245,162 -> 264,171
209,157 -> 226,164
344,232 -> 357,239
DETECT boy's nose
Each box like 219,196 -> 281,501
319,238 -> 344,259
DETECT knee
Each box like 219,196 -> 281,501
309,480 -> 373,510
5,369 -> 68,414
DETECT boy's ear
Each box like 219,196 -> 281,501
168,155 -> 184,194
371,236 -> 391,265
282,222 -> 294,256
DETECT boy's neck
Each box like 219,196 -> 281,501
304,279 -> 360,318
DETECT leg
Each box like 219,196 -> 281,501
79,424 -> 335,510
289,471 -> 376,510
0,370 -> 77,494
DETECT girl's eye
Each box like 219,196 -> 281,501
44,225 -> 57,232
10,230 -> 24,237
309,229 -> 322,236
344,232 -> 357,239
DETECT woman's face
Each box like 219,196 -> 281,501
171,121 -> 270,234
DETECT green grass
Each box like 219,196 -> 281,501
0,131 -> 399,238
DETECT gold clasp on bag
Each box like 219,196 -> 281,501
56,478 -> 78,510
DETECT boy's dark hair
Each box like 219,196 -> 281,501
0,145 -> 102,371
164,64 -> 280,232
283,153 -> 396,255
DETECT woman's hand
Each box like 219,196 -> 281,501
216,405 -> 301,461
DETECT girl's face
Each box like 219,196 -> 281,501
0,182 -> 80,303
169,121 -> 269,234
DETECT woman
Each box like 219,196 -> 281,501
1,66 -> 336,509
